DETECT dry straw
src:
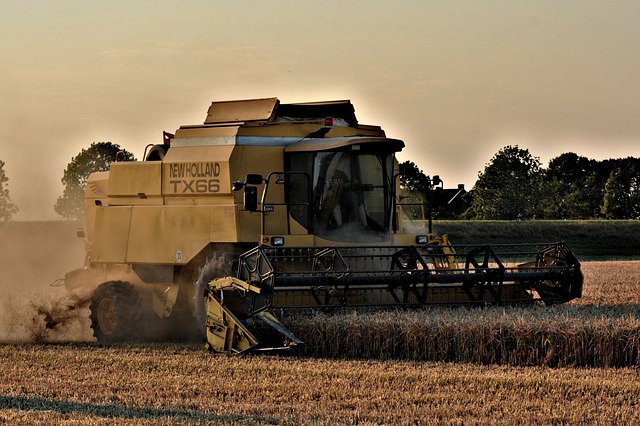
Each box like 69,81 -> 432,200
282,261 -> 640,367
283,306 -> 640,367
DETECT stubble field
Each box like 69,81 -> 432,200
1,221 -> 639,424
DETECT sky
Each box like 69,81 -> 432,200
1,0 -> 639,220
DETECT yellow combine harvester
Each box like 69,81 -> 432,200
64,97 -> 583,353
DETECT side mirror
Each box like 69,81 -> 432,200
244,186 -> 258,212
245,174 -> 263,185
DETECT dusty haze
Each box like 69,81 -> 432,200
0,221 -> 93,342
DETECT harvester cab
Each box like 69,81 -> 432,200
64,97 -> 583,354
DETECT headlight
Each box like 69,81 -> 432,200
415,235 -> 429,245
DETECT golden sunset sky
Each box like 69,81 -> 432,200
1,1 -> 638,219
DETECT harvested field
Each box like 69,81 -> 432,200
576,260 -> 640,305
1,222 -> 640,423
1,344 -> 640,425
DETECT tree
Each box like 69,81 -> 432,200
601,158 -> 640,219
464,145 -> 542,220
0,159 -> 18,221
398,161 -> 431,220
399,161 -> 431,194
540,152 -> 599,219
55,142 -> 135,220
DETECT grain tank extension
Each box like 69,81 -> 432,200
64,97 -> 583,353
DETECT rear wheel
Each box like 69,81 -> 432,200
90,281 -> 141,342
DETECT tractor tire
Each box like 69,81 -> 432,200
194,252 -> 236,336
90,281 -> 141,342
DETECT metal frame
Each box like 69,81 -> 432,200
231,242 -> 583,315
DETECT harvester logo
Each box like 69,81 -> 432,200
167,162 -> 222,193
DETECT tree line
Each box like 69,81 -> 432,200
402,145 -> 640,221
0,143 -> 638,221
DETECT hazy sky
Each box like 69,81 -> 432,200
2,1 -> 639,220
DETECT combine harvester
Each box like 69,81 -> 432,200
64,97 -> 583,353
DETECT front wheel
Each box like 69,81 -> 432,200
90,281 -> 141,342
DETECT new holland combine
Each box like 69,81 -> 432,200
64,97 -> 583,353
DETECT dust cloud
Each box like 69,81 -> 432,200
0,221 -> 94,343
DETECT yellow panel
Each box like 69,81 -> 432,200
230,145 -> 284,188
164,195 -> 235,206
126,206 -> 208,264
209,205 -> 238,242
162,146 -> 234,197
109,196 -> 163,206
204,98 -> 278,124
174,126 -> 239,139
84,171 -> 110,245
107,162 -> 162,197
86,171 -> 109,198
92,207 -> 132,263
124,205 -> 238,264
163,145 -> 235,162
235,207 -> 262,243
229,146 -> 286,241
